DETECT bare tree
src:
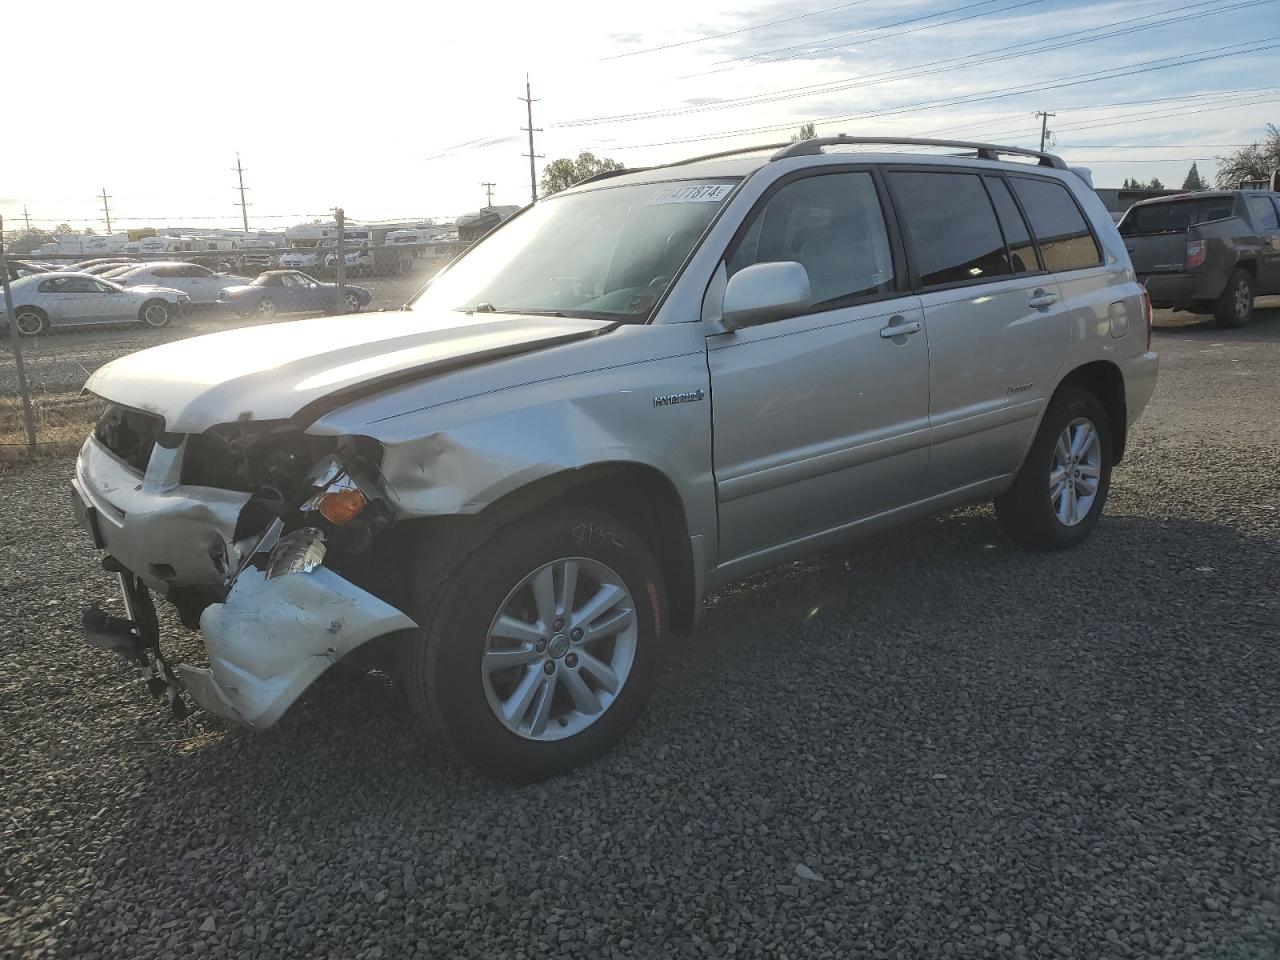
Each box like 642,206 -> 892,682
1214,124 -> 1280,188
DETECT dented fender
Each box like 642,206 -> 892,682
177,566 -> 416,728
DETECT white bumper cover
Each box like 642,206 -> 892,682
177,566 -> 417,728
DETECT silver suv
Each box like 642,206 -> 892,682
72,137 -> 1158,780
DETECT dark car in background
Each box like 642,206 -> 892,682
1119,190 -> 1280,328
217,269 -> 372,318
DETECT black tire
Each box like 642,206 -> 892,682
14,307 -> 48,336
1213,268 -> 1254,329
995,387 -> 1113,550
404,505 -> 667,782
139,300 -> 171,328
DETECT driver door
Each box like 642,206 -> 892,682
707,168 -> 931,565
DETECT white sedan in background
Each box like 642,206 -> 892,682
108,262 -> 249,305
3,273 -> 189,335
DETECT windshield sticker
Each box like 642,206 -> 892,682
647,183 -> 734,205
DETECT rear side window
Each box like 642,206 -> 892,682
1246,195 -> 1279,231
728,171 -> 895,306
888,171 -> 1012,287
984,176 -> 1039,274
1011,177 -> 1102,272
1119,196 -> 1236,236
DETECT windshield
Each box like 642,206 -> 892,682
409,178 -> 738,320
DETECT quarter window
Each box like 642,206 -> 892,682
984,176 -> 1040,274
1246,195 -> 1279,231
728,171 -> 895,307
888,171 -> 1012,287
1010,177 -> 1102,272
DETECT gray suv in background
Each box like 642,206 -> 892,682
1120,189 -> 1280,328
72,136 -> 1158,780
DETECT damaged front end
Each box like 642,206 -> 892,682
73,406 -> 416,728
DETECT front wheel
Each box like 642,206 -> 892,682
404,506 -> 666,781
139,300 -> 171,328
255,297 -> 278,318
14,308 -> 48,336
995,387 -> 1112,550
343,292 -> 362,313
1213,268 -> 1254,329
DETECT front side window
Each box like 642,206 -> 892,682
410,178 -> 738,321
888,171 -> 1012,287
1012,177 -> 1103,272
727,171 -> 895,307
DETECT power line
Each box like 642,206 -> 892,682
690,0 -> 1047,75
605,37 -> 1280,151
601,0 -> 878,60
558,0 -> 1271,128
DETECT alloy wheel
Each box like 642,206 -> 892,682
1050,417 -> 1102,527
1234,277 -> 1251,320
482,557 -> 638,741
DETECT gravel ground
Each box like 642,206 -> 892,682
2,306 -> 1279,960
0,275 -> 426,395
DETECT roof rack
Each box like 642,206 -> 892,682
574,167 -> 651,187
771,135 -> 1068,169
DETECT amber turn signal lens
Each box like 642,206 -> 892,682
317,488 -> 367,524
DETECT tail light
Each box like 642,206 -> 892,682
1140,284 -> 1153,351
1186,240 -> 1206,270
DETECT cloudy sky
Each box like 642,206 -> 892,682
5,0 -> 1277,232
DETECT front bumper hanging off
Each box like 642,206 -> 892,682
75,475 -> 417,729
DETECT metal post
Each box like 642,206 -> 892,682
100,188 -> 113,234
334,207 -> 347,312
234,154 -> 251,233
0,216 -> 38,451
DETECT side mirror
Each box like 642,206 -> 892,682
720,261 -> 812,331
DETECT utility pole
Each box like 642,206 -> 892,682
481,182 -> 497,208
100,187 -> 113,234
334,207 -> 347,314
22,206 -> 31,232
233,153 -> 251,233
520,75 -> 543,204
1036,111 -> 1056,152
0,216 -> 38,451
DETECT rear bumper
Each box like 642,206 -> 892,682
1139,273 -> 1213,306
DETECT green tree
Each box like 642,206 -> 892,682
1148,177 -> 1165,190
1214,124 -> 1280,188
53,223 -> 75,235
540,151 -> 625,196
1181,163 -> 1205,191
789,122 -> 817,142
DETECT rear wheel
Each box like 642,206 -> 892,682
343,292 -> 362,313
995,387 -> 1112,550
139,300 -> 171,328
1213,268 -> 1254,328
14,308 -> 47,336
404,505 -> 666,781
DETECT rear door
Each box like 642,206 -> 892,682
885,167 -> 1072,495
1244,195 -> 1280,293
707,167 -> 931,564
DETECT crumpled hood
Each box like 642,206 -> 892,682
85,309 -> 613,433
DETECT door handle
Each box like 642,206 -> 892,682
1028,291 -> 1058,309
880,317 -> 922,338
